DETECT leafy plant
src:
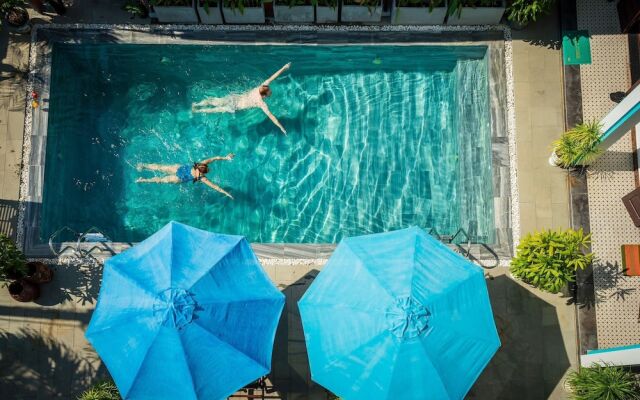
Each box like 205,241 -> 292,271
553,121 -> 602,168
566,363 -> 640,400
397,0 -> 443,8
0,234 -> 27,281
275,0 -> 311,7
0,0 -> 26,14
122,1 -> 148,17
506,0 -> 554,26
200,0 -> 218,13
343,0 -> 380,12
149,0 -> 191,7
223,0 -> 261,13
78,380 -> 121,400
447,0 -> 502,18
316,0 -> 337,7
510,229 -> 593,293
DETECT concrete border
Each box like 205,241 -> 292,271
18,23 -> 519,264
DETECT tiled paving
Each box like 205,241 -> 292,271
578,0 -> 640,348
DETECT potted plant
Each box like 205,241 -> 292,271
446,0 -> 505,25
506,0 -> 554,29
510,229 -> 593,294
149,0 -> 199,23
392,0 -> 446,25
550,121 -> 602,168
196,0 -> 223,23
0,235 -> 54,285
566,363 -> 640,400
222,0 -> 265,23
341,0 -> 382,22
0,234 -> 53,302
273,0 -> 314,23
315,0 -> 337,22
1,0 -> 30,32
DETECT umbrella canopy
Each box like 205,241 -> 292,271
298,227 -> 500,400
86,221 -> 285,400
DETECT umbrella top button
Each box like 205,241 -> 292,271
153,288 -> 197,330
385,296 -> 430,340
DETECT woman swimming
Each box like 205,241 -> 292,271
192,62 -> 291,135
135,153 -> 235,199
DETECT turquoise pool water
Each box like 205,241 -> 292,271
42,43 -> 495,244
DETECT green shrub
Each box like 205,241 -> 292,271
78,381 -> 121,400
510,229 -> 593,293
0,234 -> 27,281
553,121 -> 602,168
148,0 -> 192,6
506,0 -> 555,26
397,0 -> 443,9
566,363 -> 640,400
447,0 -> 501,18
223,0 -> 261,13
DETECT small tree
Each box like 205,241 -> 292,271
78,380 -> 121,400
0,234 -> 27,281
510,229 -> 593,293
566,363 -> 640,400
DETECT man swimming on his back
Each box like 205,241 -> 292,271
192,62 -> 291,135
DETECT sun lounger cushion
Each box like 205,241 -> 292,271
621,245 -> 640,276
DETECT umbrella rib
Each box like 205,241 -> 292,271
86,314 -> 158,336
342,244 -> 396,301
109,263 -> 158,299
119,327 -> 164,399
197,297 -> 281,307
319,330 -> 389,373
192,319 -> 270,372
412,339 -> 454,400
185,238 -> 244,290
175,329 -> 200,400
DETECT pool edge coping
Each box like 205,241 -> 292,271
18,23 -> 519,266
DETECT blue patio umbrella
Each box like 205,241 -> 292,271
86,221 -> 285,400
298,227 -> 500,400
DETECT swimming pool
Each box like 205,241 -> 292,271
40,42 -> 495,244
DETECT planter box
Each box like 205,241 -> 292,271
316,5 -> 338,23
391,0 -> 446,24
340,0 -> 382,22
273,4 -> 314,23
197,2 -> 224,23
222,3 -> 265,23
446,0 -> 505,25
153,1 -> 199,23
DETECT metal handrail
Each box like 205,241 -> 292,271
427,227 -> 499,269
48,226 -> 114,258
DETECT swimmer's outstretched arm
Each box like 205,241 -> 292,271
262,62 -> 291,86
200,153 -> 235,165
201,177 -> 234,199
260,104 -> 287,135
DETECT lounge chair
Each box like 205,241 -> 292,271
621,244 -> 640,276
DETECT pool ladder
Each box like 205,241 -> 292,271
48,226 -> 114,259
427,227 -> 499,269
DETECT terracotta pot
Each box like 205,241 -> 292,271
24,261 -> 53,284
8,280 -> 40,302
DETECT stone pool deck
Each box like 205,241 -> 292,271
0,2 -> 578,400
0,261 -> 576,400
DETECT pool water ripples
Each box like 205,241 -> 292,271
41,44 -> 494,244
